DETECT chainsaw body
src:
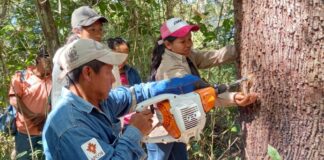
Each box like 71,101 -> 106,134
136,87 -> 217,144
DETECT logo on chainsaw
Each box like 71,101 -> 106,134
185,112 -> 199,122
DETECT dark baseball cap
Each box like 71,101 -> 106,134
71,6 -> 108,28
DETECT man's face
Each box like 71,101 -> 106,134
90,64 -> 115,100
79,21 -> 103,42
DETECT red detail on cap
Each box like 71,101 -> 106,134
87,143 -> 97,154
169,25 -> 199,38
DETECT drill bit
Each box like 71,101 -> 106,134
214,76 -> 251,94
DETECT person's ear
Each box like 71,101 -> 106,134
72,28 -> 82,36
81,66 -> 92,81
164,41 -> 172,50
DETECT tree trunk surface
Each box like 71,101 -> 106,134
234,0 -> 323,159
34,0 -> 60,58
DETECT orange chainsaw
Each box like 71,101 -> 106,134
136,77 -> 248,144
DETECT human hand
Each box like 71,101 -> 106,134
234,92 -> 258,107
129,108 -> 153,135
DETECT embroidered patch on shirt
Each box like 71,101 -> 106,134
81,138 -> 105,160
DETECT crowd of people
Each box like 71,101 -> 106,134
8,5 -> 258,160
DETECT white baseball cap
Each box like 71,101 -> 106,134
160,17 -> 199,39
59,39 -> 127,79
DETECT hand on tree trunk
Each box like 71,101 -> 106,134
234,92 -> 258,107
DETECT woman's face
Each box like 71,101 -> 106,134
114,43 -> 129,69
165,33 -> 193,56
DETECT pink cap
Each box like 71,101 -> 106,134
160,17 -> 199,39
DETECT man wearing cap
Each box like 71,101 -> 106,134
42,39 -> 208,159
51,6 -> 108,108
9,46 -> 52,159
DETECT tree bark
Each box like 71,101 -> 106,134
234,0 -> 323,159
34,0 -> 60,59
0,0 -> 9,19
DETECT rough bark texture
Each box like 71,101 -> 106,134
234,0 -> 323,159
0,0 -> 9,19
34,0 -> 60,59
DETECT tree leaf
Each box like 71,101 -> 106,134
267,144 -> 282,160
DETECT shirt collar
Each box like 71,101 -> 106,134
164,49 -> 187,63
61,87 -> 96,113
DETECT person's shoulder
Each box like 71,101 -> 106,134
46,100 -> 78,136
43,101 -> 82,159
127,65 -> 139,72
53,46 -> 66,64
11,66 -> 33,81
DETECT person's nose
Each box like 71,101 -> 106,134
186,41 -> 192,48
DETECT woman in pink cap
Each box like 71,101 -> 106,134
147,17 -> 258,160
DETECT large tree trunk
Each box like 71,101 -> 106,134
34,0 -> 60,59
234,0 -> 323,159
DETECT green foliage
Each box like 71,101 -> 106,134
268,144 -> 282,160
0,133 -> 14,160
0,0 -> 240,159
0,0 -> 44,106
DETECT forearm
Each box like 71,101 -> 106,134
215,92 -> 237,107
193,45 -> 238,69
131,75 -> 203,104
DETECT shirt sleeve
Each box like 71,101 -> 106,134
191,45 -> 238,69
159,67 -> 189,80
106,87 -> 133,118
54,125 -> 145,160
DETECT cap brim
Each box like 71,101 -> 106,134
96,49 -> 128,66
80,16 -> 108,27
58,48 -> 127,80
170,25 -> 200,38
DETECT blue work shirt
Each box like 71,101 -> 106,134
42,75 -> 203,160
43,87 -> 145,160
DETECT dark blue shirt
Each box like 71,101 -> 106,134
43,87 -> 145,160
124,64 -> 142,86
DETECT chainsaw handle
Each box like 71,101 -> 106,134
135,94 -> 176,112
142,135 -> 181,144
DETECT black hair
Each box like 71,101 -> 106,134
106,37 -> 130,50
37,46 -> 49,58
66,59 -> 106,86
149,36 -> 177,81
36,45 -> 49,64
